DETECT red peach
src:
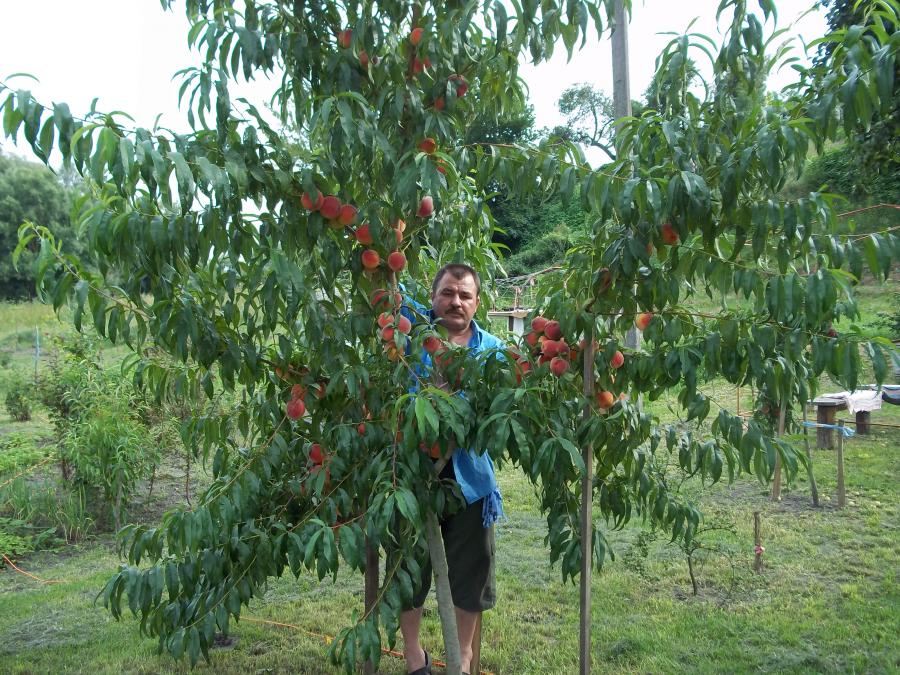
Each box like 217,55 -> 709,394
550,357 -> 569,377
338,204 -> 357,226
418,138 -> 437,154
355,223 -> 373,246
610,351 -> 625,369
410,27 -> 424,46
362,249 -> 380,270
286,398 -> 306,420
544,320 -> 563,340
320,195 -> 341,220
301,190 -> 324,211
417,196 -> 434,218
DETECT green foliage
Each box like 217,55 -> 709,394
35,334 -> 162,530
0,516 -> 56,561
0,152 -> 85,300
0,432 -> 46,474
802,144 -> 900,203
503,226 -> 578,277
3,370 -> 33,421
0,0 -> 898,671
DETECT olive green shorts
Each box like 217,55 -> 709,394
406,496 -> 496,613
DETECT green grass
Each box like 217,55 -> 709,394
0,296 -> 897,674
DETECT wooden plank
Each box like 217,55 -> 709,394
363,539 -> 379,675
470,613 -> 482,675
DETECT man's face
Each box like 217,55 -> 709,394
431,273 -> 480,334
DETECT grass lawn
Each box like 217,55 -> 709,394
0,297 -> 898,674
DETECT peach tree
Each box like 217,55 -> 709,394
3,0 -> 899,671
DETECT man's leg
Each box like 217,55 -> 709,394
455,607 -> 480,674
400,606 -> 427,672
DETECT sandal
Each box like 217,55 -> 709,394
408,649 -> 432,675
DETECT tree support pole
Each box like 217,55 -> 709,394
363,538 -> 379,675
836,421 -> 846,508
771,403 -> 786,500
802,406 -> 819,506
425,511 -> 462,674
579,333 -> 596,675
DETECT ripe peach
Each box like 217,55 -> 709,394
542,339 -> 564,358
394,228 -> 403,244
377,312 -> 393,328
412,57 -> 424,74
309,443 -> 324,465
338,204 -> 357,226
338,29 -> 352,49
410,26 -> 423,46
423,335 -> 442,354
301,190 -> 324,211
532,316 -> 548,333
449,74 -> 468,97
544,320 -> 563,340
434,96 -> 445,111
550,357 -> 569,377
635,312 -> 653,331
436,160 -> 447,175
381,326 -> 395,342
357,423 -> 366,436
660,223 -> 679,245
525,331 -> 539,348
320,195 -> 341,220
286,398 -> 306,420
290,383 -> 305,400
359,50 -> 370,68
397,315 -> 412,334
387,250 -> 407,272
596,391 -> 615,409
610,350 -> 625,369
418,137 -> 437,154
361,249 -> 380,270
417,196 -> 434,218
355,223 -> 373,245
393,218 -> 406,233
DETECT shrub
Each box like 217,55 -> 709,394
4,371 -> 34,422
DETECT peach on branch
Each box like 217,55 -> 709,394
290,384 -> 305,400
359,51 -> 370,68
635,312 -> 653,331
660,223 -> 679,245
418,137 -> 437,154
417,196 -> 434,218
410,26 -> 424,46
433,96 -> 446,111
309,443 -> 324,465
286,398 -> 306,420
301,190 -> 324,211
397,315 -> 412,334
357,423 -> 366,436
388,250 -> 407,272
320,195 -> 341,220
393,218 -> 406,233
377,312 -> 393,328
525,331 -> 539,348
544,320 -> 563,340
423,335 -> 442,355
355,223 -> 373,245
550,357 -> 569,377
394,228 -> 403,244
338,29 -> 352,49
412,57 -> 424,74
381,326 -> 395,342
596,391 -> 615,410
531,316 -> 548,333
449,74 -> 468,96
361,249 -> 380,270
609,350 -> 625,369
338,204 -> 357,226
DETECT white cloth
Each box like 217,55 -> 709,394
818,391 -> 883,414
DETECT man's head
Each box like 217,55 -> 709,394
431,263 -> 481,335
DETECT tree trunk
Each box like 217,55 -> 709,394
687,552 -> 698,595
424,511 -> 462,674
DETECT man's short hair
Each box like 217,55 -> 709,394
431,263 -> 481,296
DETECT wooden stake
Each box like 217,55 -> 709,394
363,538 -> 379,675
579,331 -> 596,675
802,406 -> 819,507
753,511 -> 763,573
836,421 -> 846,508
425,512 -> 462,674
771,403 -> 786,501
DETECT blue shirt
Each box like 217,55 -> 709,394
402,302 -> 506,528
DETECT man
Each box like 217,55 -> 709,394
400,263 -> 505,675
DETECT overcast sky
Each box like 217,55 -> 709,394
0,0 -> 827,160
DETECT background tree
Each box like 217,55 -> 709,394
0,152 -> 84,300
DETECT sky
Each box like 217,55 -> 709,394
0,0 -> 828,161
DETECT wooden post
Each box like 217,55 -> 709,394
771,403 -> 786,501
425,512 -> 462,674
579,331 -> 596,675
836,421 -> 846,508
753,511 -> 763,573
802,406 -> 819,507
363,539 -> 379,675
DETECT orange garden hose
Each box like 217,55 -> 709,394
1,554 -> 63,584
